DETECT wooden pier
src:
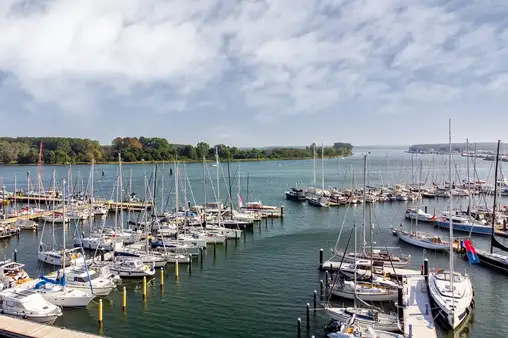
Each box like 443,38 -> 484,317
0,315 -> 102,337
403,275 -> 437,338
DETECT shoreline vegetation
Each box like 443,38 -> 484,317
0,137 -> 353,165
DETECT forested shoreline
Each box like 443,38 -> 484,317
0,137 -> 353,164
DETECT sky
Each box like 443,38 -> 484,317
1,0 -> 508,147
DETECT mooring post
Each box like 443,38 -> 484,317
319,248 -> 323,267
306,303 -> 310,331
98,299 -> 103,328
175,260 -> 179,280
122,286 -> 127,312
320,279 -> 324,301
142,276 -> 147,300
189,254 -> 192,275
313,290 -> 317,312
398,285 -> 404,324
13,250 -> 17,262
297,318 -> 301,338
213,242 -> 217,259
424,258 -> 429,285
324,270 -> 329,288
160,267 -> 164,288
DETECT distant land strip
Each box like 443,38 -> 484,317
408,142 -> 499,153
0,137 -> 353,165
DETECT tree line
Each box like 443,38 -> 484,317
0,137 -> 353,164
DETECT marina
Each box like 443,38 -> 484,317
0,147 -> 507,338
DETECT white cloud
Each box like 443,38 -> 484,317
1,0 -> 508,144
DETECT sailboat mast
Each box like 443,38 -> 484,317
466,139 -> 471,215
362,154 -> 367,255
313,144 -> 316,186
321,143 -> 325,192
119,153 -> 124,232
448,118 -> 455,325
215,147 -> 220,204
491,140 -> 501,254
62,178 -> 66,277
227,157 -> 233,218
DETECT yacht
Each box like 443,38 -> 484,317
114,249 -> 167,268
333,250 -> 410,268
324,306 -> 400,332
40,212 -> 69,224
0,288 -> 62,324
38,247 -> 85,267
428,269 -> 474,329
75,232 -> 115,251
285,187 -> 306,201
436,214 -> 492,235
16,277 -> 94,307
0,260 -> 31,288
393,229 -> 449,251
404,208 -> 435,223
330,279 -> 399,302
14,219 -> 38,230
47,266 -> 116,297
308,196 -> 330,207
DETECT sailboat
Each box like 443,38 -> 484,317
476,140 -> 508,272
428,119 -> 474,330
330,207 -> 399,302
18,179 -> 94,307
394,209 -> 449,251
38,170 -> 85,266
334,155 -> 411,268
308,143 -> 330,207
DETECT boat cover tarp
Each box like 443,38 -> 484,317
34,274 -> 66,289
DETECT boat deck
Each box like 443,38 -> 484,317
320,260 -> 422,277
403,275 -> 437,338
0,315 -> 102,337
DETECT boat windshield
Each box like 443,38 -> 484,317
436,271 -> 463,283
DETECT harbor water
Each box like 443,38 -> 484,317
0,146 -> 506,338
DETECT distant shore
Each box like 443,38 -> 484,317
0,155 -> 354,166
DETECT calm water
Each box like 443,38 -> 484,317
0,147 -> 506,338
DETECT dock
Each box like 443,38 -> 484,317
0,315 -> 102,337
403,275 -> 437,338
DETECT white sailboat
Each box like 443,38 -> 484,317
428,119 -> 474,330
47,265 -> 116,297
394,210 -> 449,251
19,179 -> 94,308
308,143 -> 330,207
325,307 -> 400,332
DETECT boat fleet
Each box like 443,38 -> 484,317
0,152 -> 282,326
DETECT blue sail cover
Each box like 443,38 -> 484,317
34,274 -> 67,289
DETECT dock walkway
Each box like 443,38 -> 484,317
0,315 -> 102,337
403,275 -> 437,338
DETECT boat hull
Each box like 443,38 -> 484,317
1,312 -> 60,325
331,288 -> 398,302
325,308 -> 400,332
435,221 -> 492,235
396,232 -> 449,251
476,250 -> 508,274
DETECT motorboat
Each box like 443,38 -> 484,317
13,219 -> 38,230
40,212 -> 69,224
285,187 -> 306,201
308,196 -> 330,207
404,208 -> 435,223
0,288 -> 62,324
0,260 -> 31,288
436,214 -> 492,235
74,232 -> 115,251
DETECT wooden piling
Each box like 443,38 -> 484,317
306,303 -> 310,331
297,318 -> 301,338
320,279 -> 324,301
175,260 -> 179,279
313,290 -> 317,312
189,254 -> 192,274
